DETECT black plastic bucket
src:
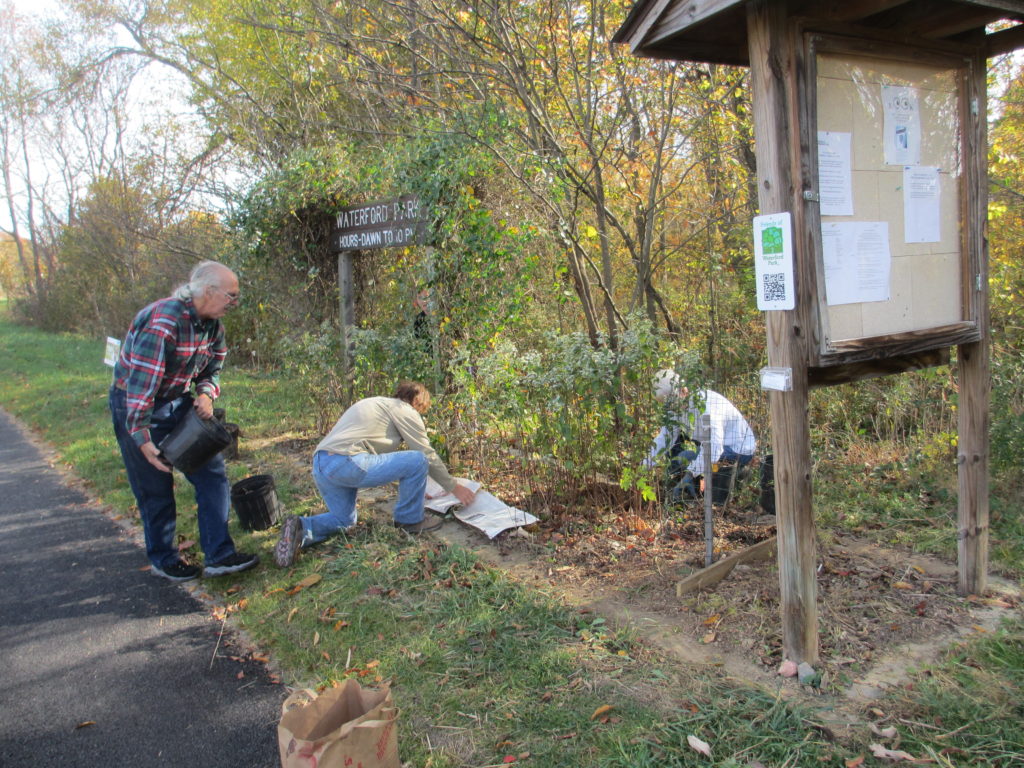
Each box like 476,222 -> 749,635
158,407 -> 232,474
222,423 -> 240,461
710,460 -> 735,505
759,454 -> 776,515
231,474 -> 282,531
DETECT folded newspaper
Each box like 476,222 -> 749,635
424,477 -> 537,539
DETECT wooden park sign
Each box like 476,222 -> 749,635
333,195 -> 426,251
615,0 -> 1024,665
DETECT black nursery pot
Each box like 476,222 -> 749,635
230,474 -> 283,531
158,408 -> 232,474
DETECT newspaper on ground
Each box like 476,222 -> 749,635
424,477 -> 538,539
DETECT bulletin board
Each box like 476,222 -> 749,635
808,37 -> 980,362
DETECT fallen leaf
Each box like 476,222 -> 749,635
296,573 -> 322,590
687,734 -> 712,757
703,614 -> 721,626
333,620 -> 349,631
502,756 -> 516,764
982,597 -> 1014,608
313,631 -> 320,646
591,704 -> 615,720
845,756 -> 865,768
75,721 -> 96,730
870,723 -> 898,739
322,651 -> 331,661
365,659 -> 380,669
517,752 -> 531,760
252,653 -> 269,663
892,581 -> 913,590
701,631 -> 717,644
287,607 -> 299,623
869,743 -> 918,761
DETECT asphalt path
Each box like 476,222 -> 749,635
0,407 -> 285,767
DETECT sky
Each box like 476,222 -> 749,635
2,0 -> 200,234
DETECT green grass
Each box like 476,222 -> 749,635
879,616 -> 1024,767
2,312 -> 1022,767
813,445 -> 1024,581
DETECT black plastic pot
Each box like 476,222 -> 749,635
221,422 -> 240,461
158,408 -> 232,474
710,461 -> 735,505
231,474 -> 282,531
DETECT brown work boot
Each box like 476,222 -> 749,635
393,514 -> 443,534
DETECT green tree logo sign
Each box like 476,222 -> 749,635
761,225 -> 784,256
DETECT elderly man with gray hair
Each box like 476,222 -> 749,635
646,369 -> 757,500
109,261 -> 259,581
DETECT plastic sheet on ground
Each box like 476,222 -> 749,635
424,477 -> 537,539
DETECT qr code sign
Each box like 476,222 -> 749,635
762,272 -> 786,302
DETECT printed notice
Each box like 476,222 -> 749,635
103,336 -> 121,367
904,166 -> 941,243
821,221 -> 891,305
817,131 -> 854,216
753,212 -> 796,311
882,85 -> 921,166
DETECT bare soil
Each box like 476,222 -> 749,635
426,474 -> 1022,725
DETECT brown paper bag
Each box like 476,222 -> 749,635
278,680 -> 399,768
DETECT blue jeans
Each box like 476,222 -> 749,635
109,387 -> 236,569
306,449 -> 429,546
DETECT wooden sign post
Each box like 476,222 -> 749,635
615,0 -> 1020,664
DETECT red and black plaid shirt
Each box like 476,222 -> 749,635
113,297 -> 227,446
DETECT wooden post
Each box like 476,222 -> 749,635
338,250 -> 356,401
957,48 -> 990,596
747,0 -> 819,664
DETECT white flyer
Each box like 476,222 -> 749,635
821,221 -> 891,305
882,85 -> 921,166
903,165 -> 941,243
817,131 -> 854,216
425,477 -> 537,539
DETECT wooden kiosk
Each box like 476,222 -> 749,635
615,1 -> 1024,664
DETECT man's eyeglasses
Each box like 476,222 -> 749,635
213,287 -> 241,303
